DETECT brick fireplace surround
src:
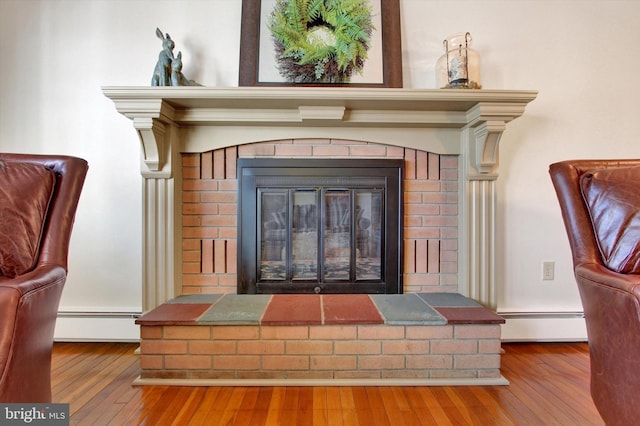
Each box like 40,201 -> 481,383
181,141 -> 457,295
104,87 -> 536,385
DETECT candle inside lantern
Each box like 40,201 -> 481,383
436,32 -> 481,89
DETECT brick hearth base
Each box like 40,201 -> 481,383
135,293 -> 507,386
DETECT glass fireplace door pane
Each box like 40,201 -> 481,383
259,191 -> 287,281
324,191 -> 352,281
292,190 -> 318,280
356,191 -> 382,280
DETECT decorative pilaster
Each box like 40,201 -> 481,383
137,117 -> 181,312
458,108 -> 515,309
106,95 -> 181,311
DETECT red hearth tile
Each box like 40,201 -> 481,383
323,295 -> 384,325
434,307 -> 505,324
261,295 -> 322,325
136,303 -> 212,326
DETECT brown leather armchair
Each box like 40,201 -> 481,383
550,159 -> 640,426
0,153 -> 88,403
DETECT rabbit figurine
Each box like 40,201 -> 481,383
151,28 -> 174,86
171,51 -> 201,86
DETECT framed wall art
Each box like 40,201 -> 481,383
239,0 -> 402,87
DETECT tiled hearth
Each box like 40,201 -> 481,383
135,293 -> 506,386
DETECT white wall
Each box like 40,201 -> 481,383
1,0 -> 638,341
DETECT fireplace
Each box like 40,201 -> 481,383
237,158 -> 403,294
103,86 -> 537,311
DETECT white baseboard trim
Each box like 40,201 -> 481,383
499,312 -> 588,342
54,311 -> 140,342
133,376 -> 509,387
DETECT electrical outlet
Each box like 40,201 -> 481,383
542,261 -> 555,280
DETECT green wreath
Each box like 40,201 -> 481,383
268,0 -> 375,83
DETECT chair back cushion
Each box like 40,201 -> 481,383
580,165 -> 640,273
0,160 -> 55,277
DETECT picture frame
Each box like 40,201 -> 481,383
238,0 -> 402,87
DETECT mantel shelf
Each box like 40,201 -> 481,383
102,86 -> 537,128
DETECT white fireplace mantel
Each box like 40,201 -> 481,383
103,86 -> 537,311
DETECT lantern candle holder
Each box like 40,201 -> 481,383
436,32 -> 481,89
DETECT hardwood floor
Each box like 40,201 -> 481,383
51,342 -> 603,425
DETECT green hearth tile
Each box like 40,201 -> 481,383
417,293 -> 483,308
168,294 -> 224,304
199,294 -> 272,324
371,294 -> 446,325
435,307 -> 505,324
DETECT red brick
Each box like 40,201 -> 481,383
213,149 -> 225,179
141,340 -> 187,355
213,326 -> 260,340
311,356 -> 357,370
416,151 -> 428,180
455,325 -> 501,339
404,228 -> 440,239
383,340 -> 429,355
431,340 -> 478,355
415,240 -> 428,273
406,325 -> 453,339
238,143 -> 276,157
286,341 -> 333,355
182,153 -> 200,167
225,240 -> 237,273
404,240 -> 416,274
263,356 -> 310,370
164,326 -> 211,340
386,146 -> 405,158
165,355 -> 211,370
358,355 -> 405,370
237,341 -> 284,355
201,215 -> 236,227
214,240 -> 227,273
406,355 -> 452,369
309,325 -> 357,340
334,340 -> 380,355
201,152 -> 213,179
190,340 -> 236,355
455,354 -> 500,369
312,145 -> 350,157
213,356 -> 261,370
428,240 -> 440,273
405,149 -> 416,179
358,326 -> 405,340
201,240 -> 213,274
200,192 -> 237,203
405,181 -> 441,192
225,147 -> 237,179
441,155 -> 458,169
428,153 -> 440,180
140,355 -> 163,369
275,144 -> 313,156
140,326 -> 162,339
183,203 -> 217,215
349,145 -> 387,157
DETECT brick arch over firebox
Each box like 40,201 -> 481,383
181,138 -> 458,296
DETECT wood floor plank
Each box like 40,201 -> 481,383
48,342 -> 605,425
